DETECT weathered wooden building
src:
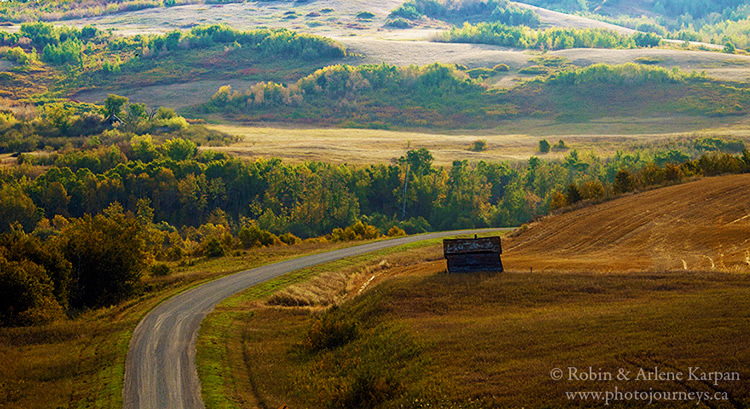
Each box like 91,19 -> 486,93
443,236 -> 503,273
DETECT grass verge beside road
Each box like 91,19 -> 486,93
196,233 -> 503,409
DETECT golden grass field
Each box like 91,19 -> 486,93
204,121 -> 750,166
198,174 -> 750,408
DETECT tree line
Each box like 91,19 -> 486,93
437,22 -> 662,50
388,0 -> 541,27
0,95 -> 234,153
2,137 -> 749,326
0,22 -> 346,69
199,62 -> 736,128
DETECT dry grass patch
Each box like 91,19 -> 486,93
205,122 -> 750,166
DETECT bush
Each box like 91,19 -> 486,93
239,225 -> 280,248
538,139 -> 550,153
331,221 -> 380,242
549,191 -> 567,210
633,32 -> 661,47
565,183 -> 582,205
5,47 -> 36,65
301,307 -> 358,353
384,18 -> 411,28
493,63 -> 510,72
613,169 -> 636,194
0,257 -> 63,327
693,137 -> 745,153
150,263 -> 171,277
519,66 -> 549,75
469,139 -> 487,151
553,139 -> 568,151
467,67 -> 494,79
202,237 -> 225,258
634,56 -> 663,65
386,226 -> 406,237
162,137 -> 197,161
356,11 -> 375,20
278,232 -> 301,245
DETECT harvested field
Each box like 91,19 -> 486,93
505,173 -> 750,273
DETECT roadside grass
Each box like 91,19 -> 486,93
0,238 -> 358,409
206,264 -> 750,408
196,232 -> 501,409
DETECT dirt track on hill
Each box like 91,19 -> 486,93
504,174 -> 750,273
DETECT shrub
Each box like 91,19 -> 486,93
635,22 -> 666,36
633,32 -> 661,47
356,11 -> 375,20
549,191 -> 567,210
538,139 -> 550,153
469,139 -> 487,151
278,232 -> 301,245
493,63 -> 510,72
634,56 -> 663,65
565,183 -> 582,205
331,221 -> 380,242
301,307 -> 358,353
519,66 -> 549,75
387,226 -> 406,237
239,224 -> 280,248
385,18 -> 411,28
0,257 -> 63,327
5,47 -> 36,65
579,180 -> 606,200
150,263 -> 171,277
467,67 -> 494,79
202,237 -> 225,258
553,139 -> 568,151
162,138 -> 197,161
694,137 -> 746,153
613,169 -> 636,194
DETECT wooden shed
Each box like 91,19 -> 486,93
443,236 -> 503,273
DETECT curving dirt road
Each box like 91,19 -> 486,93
122,228 -> 512,409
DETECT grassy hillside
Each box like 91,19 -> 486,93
0,23 -> 346,106
198,173 -> 750,408
0,0 -> 244,23
199,62 -> 750,129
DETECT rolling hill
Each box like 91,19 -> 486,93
199,173 -> 750,408
505,173 -> 750,273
